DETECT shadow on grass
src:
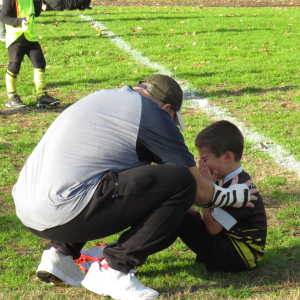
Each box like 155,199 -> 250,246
2,208 -> 300,297
0,105 -> 70,116
203,85 -> 299,98
139,244 -> 300,296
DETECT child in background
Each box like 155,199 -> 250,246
0,0 -> 60,108
0,0 -> 5,42
179,120 -> 267,272
42,0 -> 91,11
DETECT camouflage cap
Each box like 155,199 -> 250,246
139,74 -> 185,130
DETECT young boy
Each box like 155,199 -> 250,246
0,0 -> 5,42
0,0 -> 60,108
179,120 -> 267,272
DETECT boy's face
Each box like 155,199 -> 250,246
197,147 -> 227,179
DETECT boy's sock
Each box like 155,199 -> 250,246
34,68 -> 47,98
6,70 -> 18,98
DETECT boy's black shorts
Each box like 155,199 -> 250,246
8,40 -> 46,69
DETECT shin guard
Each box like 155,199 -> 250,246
34,68 -> 46,98
6,70 -> 17,98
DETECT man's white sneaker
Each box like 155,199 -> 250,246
36,248 -> 85,286
81,261 -> 159,300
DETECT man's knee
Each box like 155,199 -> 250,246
162,165 -> 197,206
172,165 -> 196,191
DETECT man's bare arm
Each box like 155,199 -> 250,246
189,166 -> 257,208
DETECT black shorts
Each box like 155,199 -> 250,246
8,40 -> 46,69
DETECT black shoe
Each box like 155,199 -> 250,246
37,93 -> 60,108
6,95 -> 26,109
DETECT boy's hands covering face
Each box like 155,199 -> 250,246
198,159 -> 218,183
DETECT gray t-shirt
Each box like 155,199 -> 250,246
13,86 -> 196,231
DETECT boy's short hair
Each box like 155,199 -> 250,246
195,120 -> 244,162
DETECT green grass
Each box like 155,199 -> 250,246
1,5 -> 300,299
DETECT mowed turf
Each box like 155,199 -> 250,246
1,5 -> 300,300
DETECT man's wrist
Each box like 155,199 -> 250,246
207,183 -> 250,208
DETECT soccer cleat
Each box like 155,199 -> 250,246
36,248 -> 85,286
81,260 -> 159,300
74,244 -> 106,273
6,95 -> 26,109
36,93 -> 60,108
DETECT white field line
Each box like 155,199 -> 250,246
80,15 -> 300,178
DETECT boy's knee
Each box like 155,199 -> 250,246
35,61 -> 46,70
8,62 -> 21,74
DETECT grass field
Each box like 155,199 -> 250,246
1,5 -> 300,300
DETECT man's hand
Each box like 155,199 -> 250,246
209,174 -> 257,208
230,174 -> 258,208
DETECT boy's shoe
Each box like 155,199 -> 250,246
37,93 -> 60,108
0,37 -> 5,42
6,95 -> 26,109
36,247 -> 85,286
81,260 -> 159,300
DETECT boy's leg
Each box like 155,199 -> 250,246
179,213 -> 250,273
179,212 -> 215,263
6,44 -> 26,108
28,42 -> 60,107
205,233 -> 250,273
0,6 -> 6,41
33,68 -> 46,98
6,68 -> 18,99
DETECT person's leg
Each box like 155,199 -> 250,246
6,63 -> 19,98
0,5 -> 6,41
178,213 -> 250,273
179,213 -> 215,262
6,44 -> 26,108
83,0 -> 91,9
103,166 -> 196,272
137,211 -> 213,257
27,42 -> 60,107
31,165 -> 195,298
158,212 -> 250,273
31,165 -> 196,269
205,234 -> 250,273
43,0 -> 63,10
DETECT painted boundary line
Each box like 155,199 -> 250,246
80,14 -> 300,178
